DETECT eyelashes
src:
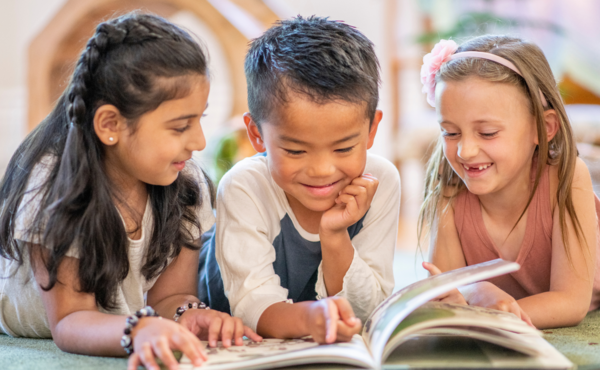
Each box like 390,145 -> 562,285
442,132 -> 498,139
283,146 -> 356,156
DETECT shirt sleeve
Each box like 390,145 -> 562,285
215,165 -> 289,331
314,155 -> 400,322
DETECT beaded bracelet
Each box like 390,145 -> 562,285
120,306 -> 160,355
173,301 -> 208,322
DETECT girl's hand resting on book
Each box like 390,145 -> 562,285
178,308 -> 263,348
127,316 -> 207,370
307,297 -> 361,344
128,310 -> 263,370
462,282 -> 534,327
422,262 -> 467,305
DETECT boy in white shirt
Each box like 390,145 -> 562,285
199,16 -> 400,344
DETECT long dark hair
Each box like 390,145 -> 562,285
0,12 -> 212,310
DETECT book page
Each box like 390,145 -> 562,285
179,335 -> 376,370
383,334 -> 573,369
362,259 -> 520,365
381,303 -> 542,359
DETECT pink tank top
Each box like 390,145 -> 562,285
454,163 -> 600,311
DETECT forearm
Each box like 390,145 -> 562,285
256,301 -> 312,338
320,230 -> 354,296
517,291 -> 590,329
150,293 -> 199,321
52,310 -> 128,356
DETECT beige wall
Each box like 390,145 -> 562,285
0,0 -> 67,174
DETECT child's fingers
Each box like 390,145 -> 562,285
493,300 -> 525,322
336,194 -> 359,215
518,306 -> 535,328
437,289 -> 467,305
339,184 -> 366,197
219,316 -> 235,348
422,261 -> 443,276
172,332 -> 206,366
332,297 -> 358,327
352,174 -> 379,197
207,315 -> 223,348
139,341 -> 160,370
339,185 -> 368,209
127,352 -> 141,370
335,319 -> 362,342
325,300 -> 340,344
243,326 -> 263,342
231,317 -> 245,346
152,336 -> 179,370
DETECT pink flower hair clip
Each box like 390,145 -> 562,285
420,39 -> 459,107
420,39 -> 548,108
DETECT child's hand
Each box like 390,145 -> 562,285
127,316 -> 206,370
306,296 -> 362,344
466,282 -> 534,327
422,262 -> 468,305
178,308 -> 263,348
320,174 -> 379,234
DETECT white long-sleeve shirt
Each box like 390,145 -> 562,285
215,153 -> 400,331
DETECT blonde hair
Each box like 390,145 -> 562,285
418,35 -> 585,263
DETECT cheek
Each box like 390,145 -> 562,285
268,154 -> 297,182
441,139 -> 455,159
339,152 -> 367,178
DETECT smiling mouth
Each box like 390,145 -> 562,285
302,180 -> 340,188
462,163 -> 493,171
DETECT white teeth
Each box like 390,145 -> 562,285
464,164 -> 491,170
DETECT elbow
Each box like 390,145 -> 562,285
569,308 -> 589,327
50,320 -> 75,354
549,306 -> 589,329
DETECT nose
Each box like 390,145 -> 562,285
307,154 -> 336,178
457,134 -> 478,160
188,119 -> 206,152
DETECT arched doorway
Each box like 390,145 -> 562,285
27,0 -> 280,131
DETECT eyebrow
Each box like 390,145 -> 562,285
165,103 -> 209,123
280,133 -> 361,146
166,114 -> 198,123
440,119 -> 502,126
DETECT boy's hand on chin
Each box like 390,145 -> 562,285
320,174 -> 379,234
306,297 -> 361,344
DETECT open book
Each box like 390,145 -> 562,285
180,259 -> 573,369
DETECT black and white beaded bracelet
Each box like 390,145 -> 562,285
120,306 -> 160,355
173,301 -> 208,322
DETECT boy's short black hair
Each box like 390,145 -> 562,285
245,15 -> 380,126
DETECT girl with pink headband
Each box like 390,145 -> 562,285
418,35 -> 600,329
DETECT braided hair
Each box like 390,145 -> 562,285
0,13 -> 211,310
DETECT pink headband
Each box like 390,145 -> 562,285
421,39 -> 547,108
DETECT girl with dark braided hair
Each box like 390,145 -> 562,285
0,12 -> 260,369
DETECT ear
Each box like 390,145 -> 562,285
94,104 -> 126,145
543,109 -> 560,142
367,110 -> 383,149
243,113 -> 266,153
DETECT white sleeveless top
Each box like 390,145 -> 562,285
0,156 -> 215,338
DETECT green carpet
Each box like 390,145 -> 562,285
0,311 -> 599,369
542,309 -> 600,369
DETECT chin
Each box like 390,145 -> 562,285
147,174 -> 179,187
463,182 -> 494,196
302,199 -> 337,213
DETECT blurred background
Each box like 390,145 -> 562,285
1,0 -> 599,289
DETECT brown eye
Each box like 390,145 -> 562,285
335,146 -> 354,153
175,125 -> 190,133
